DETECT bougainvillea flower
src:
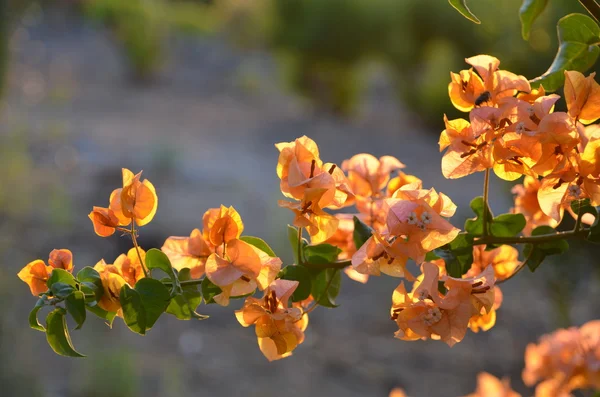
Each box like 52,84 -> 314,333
385,184 -> 460,264
88,206 -> 121,237
276,135 -> 322,198
94,259 -> 129,313
463,372 -> 521,397
511,176 -> 560,235
391,262 -> 495,346
468,286 -> 503,333
448,55 -> 530,112
203,205 -> 244,247
467,245 -> 520,281
18,249 -> 75,295
109,168 -> 158,227
523,320 -> 600,397
341,153 -> 405,198
112,248 -> 146,287
205,239 -> 282,306
235,279 -> 306,361
389,388 -> 407,397
351,231 -> 410,279
564,71 -> 600,125
324,214 -> 369,283
386,172 -> 423,197
162,228 -> 213,279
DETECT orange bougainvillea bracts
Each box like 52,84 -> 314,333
89,168 -> 158,236
523,320 -> 600,397
511,176 -> 560,235
276,136 -> 354,243
235,279 -> 307,361
162,228 -> 212,279
18,249 -> 73,295
463,372 -> 521,397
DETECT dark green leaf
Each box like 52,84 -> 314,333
448,0 -> 480,24
571,198 -> 599,222
134,278 -> 170,329
145,248 -> 179,291
531,14 -> 600,91
66,291 -> 86,330
311,268 -> 341,308
352,216 -> 373,250
166,269 -> 208,320
434,233 -> 474,278
50,282 -> 75,299
29,297 -> 46,332
303,243 -> 342,265
525,226 -> 570,271
287,225 -> 308,265
120,285 -> 146,335
240,236 -> 277,257
520,0 -> 549,40
490,213 -> 526,237
46,268 -> 76,289
86,304 -> 116,327
278,265 -> 312,302
201,277 -> 221,304
77,267 -> 103,302
45,308 -> 85,357
464,196 -> 493,236
425,251 -> 441,261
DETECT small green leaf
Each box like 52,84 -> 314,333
303,243 -> 342,265
86,304 -> 116,327
448,0 -> 481,24
201,277 -> 221,304
524,226 -> 570,272
77,267 -> 103,302
434,233 -> 474,278
166,269 -> 208,320
29,297 -> 46,332
490,213 -> 526,237
45,307 -> 85,357
519,0 -> 549,40
66,291 -> 86,330
47,268 -> 76,289
50,282 -> 76,299
120,285 -> 146,335
287,225 -> 308,265
145,249 -> 179,291
530,14 -> 600,91
465,196 -> 493,236
353,216 -> 373,250
240,236 -> 277,257
278,265 -> 312,302
311,268 -> 341,308
134,278 -> 170,330
571,198 -> 599,221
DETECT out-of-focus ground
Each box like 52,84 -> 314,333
1,7 -> 600,397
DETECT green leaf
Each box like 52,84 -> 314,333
66,291 -> 86,330
47,268 -> 76,289
434,233 -> 474,278
448,0 -> 481,24
278,265 -> 312,302
134,278 -> 170,330
240,236 -> 277,257
524,226 -> 570,271
353,216 -> 373,250
530,13 -> 600,91
490,213 -> 526,237
145,249 -> 179,292
571,198 -> 599,220
166,269 -> 208,320
86,304 -> 116,327
464,196 -> 493,236
45,307 -> 85,357
120,285 -> 146,335
519,0 -> 549,40
311,268 -> 341,308
29,298 -> 46,332
303,243 -> 342,265
201,277 -> 221,304
287,225 -> 308,265
50,282 -> 76,299
77,267 -> 103,302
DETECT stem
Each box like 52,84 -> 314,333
297,227 -> 304,265
579,0 -> 600,21
473,228 -> 588,246
482,169 -> 491,237
130,222 -> 149,278
163,278 -> 203,287
574,203 -> 584,233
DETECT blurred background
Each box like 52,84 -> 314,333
1,0 -> 600,396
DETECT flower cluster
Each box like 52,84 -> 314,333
18,249 -> 73,295
523,320 -> 600,397
443,56 -> 600,226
